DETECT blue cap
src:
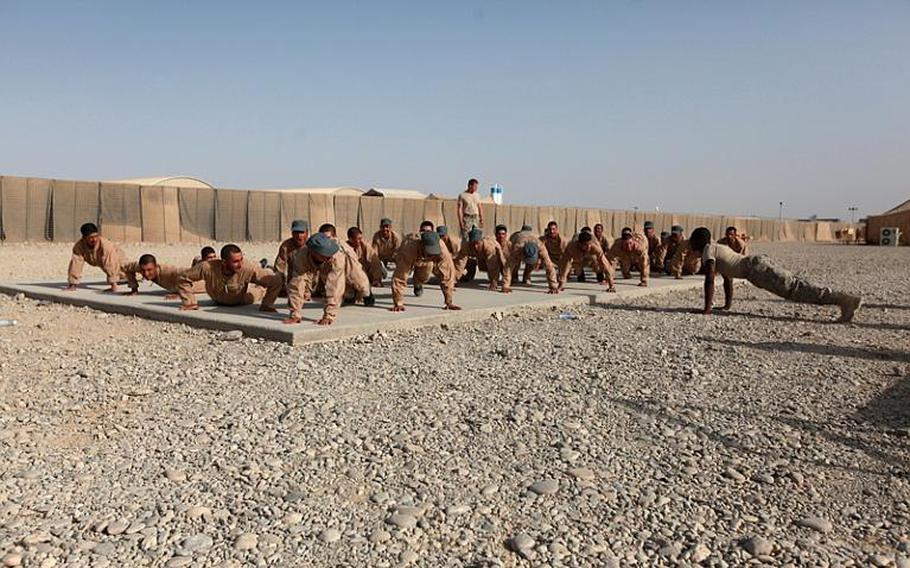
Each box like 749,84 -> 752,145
291,219 -> 309,233
306,233 -> 339,257
671,225 -> 684,234
644,221 -> 654,230
436,225 -> 448,237
420,231 -> 442,255
521,224 -> 533,232
468,228 -> 483,243
524,242 -> 539,265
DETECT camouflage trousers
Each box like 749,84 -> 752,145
746,255 -> 834,305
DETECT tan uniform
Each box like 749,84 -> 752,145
542,234 -> 569,266
572,234 -> 612,275
453,237 -> 507,283
177,260 -> 282,308
67,237 -> 126,286
458,191 -> 482,238
274,237 -> 305,280
559,241 -> 615,286
392,236 -> 457,307
123,263 -> 205,294
666,238 -> 701,277
496,238 -> 513,261
718,236 -> 748,255
372,230 -> 401,264
608,234 -> 650,284
287,246 -> 371,322
441,234 -> 461,258
349,240 -> 383,284
645,234 -> 663,271
503,233 -> 558,290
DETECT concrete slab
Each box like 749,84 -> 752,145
0,275 -> 704,344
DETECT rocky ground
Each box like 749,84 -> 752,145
0,242 -> 908,567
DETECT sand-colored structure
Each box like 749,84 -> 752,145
0,174 -> 857,244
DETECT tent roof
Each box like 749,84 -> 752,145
363,188 -> 428,200
251,186 -> 363,196
106,176 -> 214,189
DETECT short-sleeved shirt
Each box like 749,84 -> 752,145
458,190 -> 481,216
702,243 -> 749,279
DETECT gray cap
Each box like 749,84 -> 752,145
644,221 -> 654,229
660,231 -> 670,238
468,228 -> 483,243
436,225 -> 448,237
306,233 -> 339,257
521,224 -> 533,232
671,225 -> 684,234
420,231 -> 442,255
291,219 -> 309,233
380,218 -> 393,227
524,242 -> 539,265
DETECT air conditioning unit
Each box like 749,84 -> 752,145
879,227 -> 900,246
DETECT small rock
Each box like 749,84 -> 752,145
221,330 -> 243,341
796,516 -> 832,533
690,543 -> 711,563
369,529 -> 390,544
568,467 -> 595,481
319,528 -> 341,543
181,534 -> 214,553
186,506 -> 211,520
742,536 -> 773,556
234,533 -> 257,551
508,533 -> 535,552
105,519 -> 129,536
446,504 -> 471,516
386,513 -> 417,529
869,555 -> 892,567
2,553 -> 23,567
528,479 -> 559,495
164,468 -> 187,482
399,549 -> 418,565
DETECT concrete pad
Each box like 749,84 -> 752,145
0,275 -> 704,344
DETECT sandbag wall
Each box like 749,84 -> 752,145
0,174 -> 853,244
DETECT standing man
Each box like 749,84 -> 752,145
274,219 -> 310,284
372,218 -> 401,269
391,232 -> 460,312
689,227 -> 861,322
453,228 -> 507,290
347,227 -> 383,286
457,178 -> 484,239
718,226 -> 749,255
608,227 -> 650,287
177,244 -> 282,312
284,233 -> 376,326
558,232 -> 615,292
65,223 -> 126,293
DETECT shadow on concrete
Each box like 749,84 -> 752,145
708,337 -> 910,363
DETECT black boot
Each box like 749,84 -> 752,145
577,272 -> 586,283
363,294 -> 376,307
414,284 -> 424,297
596,272 -> 605,283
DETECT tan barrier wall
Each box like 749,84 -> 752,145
0,175 -> 867,245
866,211 -> 909,245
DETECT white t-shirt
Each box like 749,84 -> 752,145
458,191 -> 481,216
702,243 -> 750,278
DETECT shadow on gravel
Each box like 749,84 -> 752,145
709,338 -> 910,363
855,376 -> 910,431
600,303 -> 816,323
610,397 -> 909,477
865,303 -> 910,311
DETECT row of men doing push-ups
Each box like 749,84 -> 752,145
64,217 -> 861,326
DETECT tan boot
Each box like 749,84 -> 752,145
833,293 -> 862,323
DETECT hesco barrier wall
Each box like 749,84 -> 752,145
0,174 -> 857,244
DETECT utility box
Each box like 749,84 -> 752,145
879,227 -> 901,246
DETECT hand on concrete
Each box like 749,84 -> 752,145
316,317 -> 333,326
606,286 -> 617,293
282,316 -> 301,324
700,308 -> 712,315
547,288 -> 559,295
390,305 -> 406,312
501,287 -> 512,294
675,275 -> 683,280
63,284 -> 77,292
104,285 -> 118,293
164,293 -> 179,300
638,282 -> 648,287
487,283 -> 498,291
179,304 -> 199,311
444,304 -> 462,311
122,290 -> 138,296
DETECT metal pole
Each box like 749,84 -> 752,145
778,201 -> 783,221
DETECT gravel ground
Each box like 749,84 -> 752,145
0,242 -> 908,567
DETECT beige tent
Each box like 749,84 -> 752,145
106,176 -> 215,189
363,187 -> 428,200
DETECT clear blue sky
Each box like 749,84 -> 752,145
1,1 -> 907,219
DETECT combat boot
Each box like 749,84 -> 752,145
831,292 -> 862,323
